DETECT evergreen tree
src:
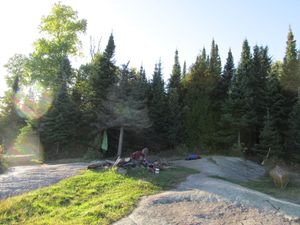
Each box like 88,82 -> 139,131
184,48 -> 216,149
245,45 -> 270,146
40,57 -> 79,156
281,27 -> 300,149
281,27 -> 299,99
215,49 -> 235,149
287,92 -> 300,163
147,61 -> 168,147
167,50 -> 183,147
99,64 -> 150,156
258,62 -> 285,158
168,50 -> 181,91
224,40 -> 252,149
182,61 -> 187,79
90,34 -> 117,112
208,39 -> 222,76
222,49 -> 235,97
256,110 -> 282,159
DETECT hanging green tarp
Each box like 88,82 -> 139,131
101,130 -> 108,151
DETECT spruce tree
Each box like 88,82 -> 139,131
147,61 -> 168,146
208,39 -> 222,77
245,45 -> 269,145
281,28 -> 299,149
90,34 -> 117,112
184,48 -> 216,149
168,50 -> 181,91
222,49 -> 235,97
40,57 -> 79,156
224,40 -> 252,149
167,50 -> 183,147
267,63 -> 285,135
281,27 -> 299,99
98,65 -> 150,156
216,49 -> 235,149
182,61 -> 187,79
256,110 -> 282,159
287,92 -> 300,163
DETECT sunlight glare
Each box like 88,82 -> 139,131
14,82 -> 53,120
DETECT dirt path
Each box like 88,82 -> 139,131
114,156 -> 300,225
0,162 -> 88,199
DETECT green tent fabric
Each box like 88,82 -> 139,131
101,130 -> 108,151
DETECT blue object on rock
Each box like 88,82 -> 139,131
185,153 -> 201,160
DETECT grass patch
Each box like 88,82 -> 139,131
239,176 -> 300,205
208,175 -> 300,205
127,166 -> 198,190
0,166 -> 196,225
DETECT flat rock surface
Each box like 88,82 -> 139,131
0,162 -> 88,199
114,156 -> 300,225
175,155 -> 266,181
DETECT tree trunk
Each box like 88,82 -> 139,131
237,129 -> 241,149
117,126 -> 124,157
56,142 -> 60,154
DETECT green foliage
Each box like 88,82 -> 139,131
167,50 -> 184,147
147,61 -> 169,146
255,111 -> 282,158
286,98 -> 300,163
90,34 -> 117,113
30,2 -> 87,87
184,47 -> 217,149
39,58 -> 80,157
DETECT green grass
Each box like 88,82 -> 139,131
208,174 -> 300,205
239,176 -> 300,205
127,166 -> 198,190
0,166 -> 196,225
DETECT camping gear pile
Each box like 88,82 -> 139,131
87,155 -> 171,174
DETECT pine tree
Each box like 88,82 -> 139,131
147,61 -> 168,146
208,39 -> 222,77
90,34 -> 117,111
281,27 -> 299,150
40,57 -> 79,156
168,49 -> 181,91
245,45 -> 270,146
256,110 -> 282,159
222,49 -> 235,97
182,61 -> 187,79
184,48 -> 216,149
98,64 -> 151,156
224,40 -> 252,149
287,91 -> 300,163
281,27 -> 299,99
167,50 -> 183,147
216,49 -> 235,149
265,62 -> 285,152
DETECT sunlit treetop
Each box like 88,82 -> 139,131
33,2 -> 87,59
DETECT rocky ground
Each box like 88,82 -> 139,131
114,156 -> 300,225
0,162 -> 88,199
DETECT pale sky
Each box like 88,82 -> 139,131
0,0 -> 299,96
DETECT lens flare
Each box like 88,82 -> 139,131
7,127 -> 44,163
14,82 -> 53,120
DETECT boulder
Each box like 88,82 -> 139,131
269,165 -> 289,189
117,168 -> 127,175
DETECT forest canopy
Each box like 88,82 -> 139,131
0,3 -> 300,164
